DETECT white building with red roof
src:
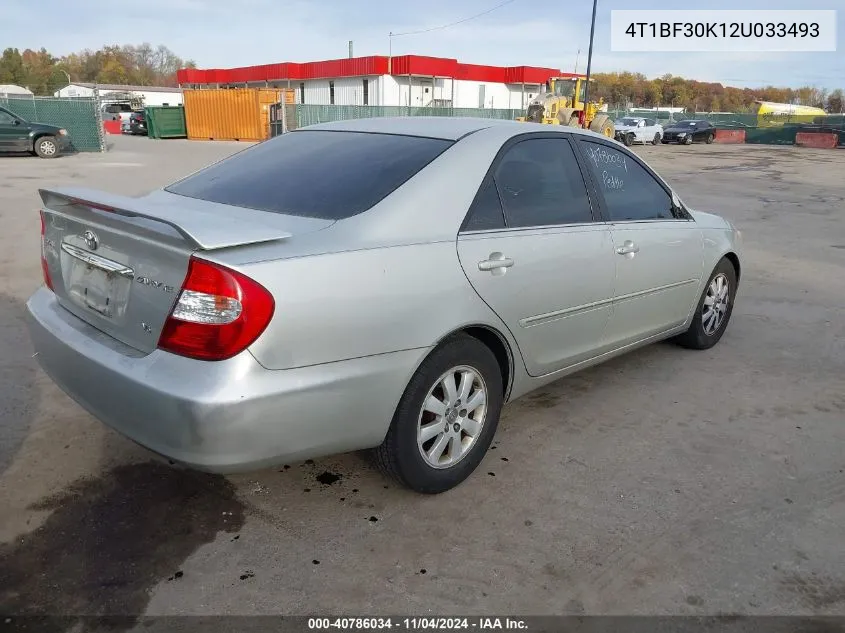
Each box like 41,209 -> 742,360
177,54 -> 580,110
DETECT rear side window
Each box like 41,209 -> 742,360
463,177 -> 506,231
166,131 -> 453,220
493,137 -> 594,228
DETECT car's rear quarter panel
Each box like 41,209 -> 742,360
238,241 -> 514,370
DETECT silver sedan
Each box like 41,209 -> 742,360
27,117 -> 742,493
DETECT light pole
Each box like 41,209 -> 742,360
581,0 -> 598,128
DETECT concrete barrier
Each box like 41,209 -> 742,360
795,132 -> 838,149
103,120 -> 122,135
714,129 -> 746,144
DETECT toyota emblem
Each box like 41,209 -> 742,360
82,230 -> 99,251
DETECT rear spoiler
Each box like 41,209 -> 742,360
39,187 -> 293,251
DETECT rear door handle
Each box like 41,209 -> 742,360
478,254 -> 514,272
615,241 -> 640,255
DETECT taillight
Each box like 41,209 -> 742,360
158,257 -> 275,361
40,210 -> 54,291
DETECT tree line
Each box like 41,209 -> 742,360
1,44 -> 842,114
0,44 -> 196,95
590,71 -> 844,114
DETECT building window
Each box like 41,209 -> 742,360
329,81 -> 335,105
300,82 -> 305,104
363,79 -> 369,105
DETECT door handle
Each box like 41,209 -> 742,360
478,253 -> 514,272
615,241 -> 640,255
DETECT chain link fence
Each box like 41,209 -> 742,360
268,104 -> 843,146
271,104 -> 523,137
0,96 -> 104,152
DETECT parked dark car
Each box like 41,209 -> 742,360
662,120 -> 716,145
123,111 -> 147,136
0,105 -> 70,158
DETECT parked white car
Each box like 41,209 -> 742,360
614,117 -> 664,146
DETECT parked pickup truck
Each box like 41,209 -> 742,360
614,117 -> 664,146
0,105 -> 70,158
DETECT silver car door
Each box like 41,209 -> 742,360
576,138 -> 704,347
457,135 -> 615,377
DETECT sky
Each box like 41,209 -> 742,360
3,0 -> 843,89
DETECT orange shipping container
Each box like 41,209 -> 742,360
183,88 -> 282,142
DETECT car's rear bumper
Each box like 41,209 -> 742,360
26,287 -> 427,473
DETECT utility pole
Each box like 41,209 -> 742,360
575,49 -> 581,74
348,41 -> 353,58
581,0 -> 598,128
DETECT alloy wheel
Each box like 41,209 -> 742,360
417,365 -> 487,469
702,273 -> 730,335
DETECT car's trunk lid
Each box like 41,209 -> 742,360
39,187 -> 332,354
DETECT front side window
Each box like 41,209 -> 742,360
0,110 -> 16,124
166,130 -> 453,220
579,141 -> 675,222
493,137 -> 594,228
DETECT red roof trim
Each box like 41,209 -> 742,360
177,55 -> 574,85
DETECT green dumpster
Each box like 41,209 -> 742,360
145,106 -> 187,139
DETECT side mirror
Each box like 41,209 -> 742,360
14,119 -> 21,126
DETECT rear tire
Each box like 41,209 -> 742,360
652,133 -> 661,145
374,334 -> 504,494
34,136 -> 60,158
706,133 -> 715,144
673,258 -> 737,350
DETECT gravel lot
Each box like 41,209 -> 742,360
1,135 -> 844,623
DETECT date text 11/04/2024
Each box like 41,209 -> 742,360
307,618 -> 528,630
624,22 -> 820,38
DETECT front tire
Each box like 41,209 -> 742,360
673,258 -> 737,350
374,334 -> 504,494
35,136 -> 60,158
684,135 -> 693,145
589,114 -> 615,138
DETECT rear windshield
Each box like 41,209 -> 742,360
166,130 -> 454,220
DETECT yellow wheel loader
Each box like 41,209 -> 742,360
516,76 -> 614,138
